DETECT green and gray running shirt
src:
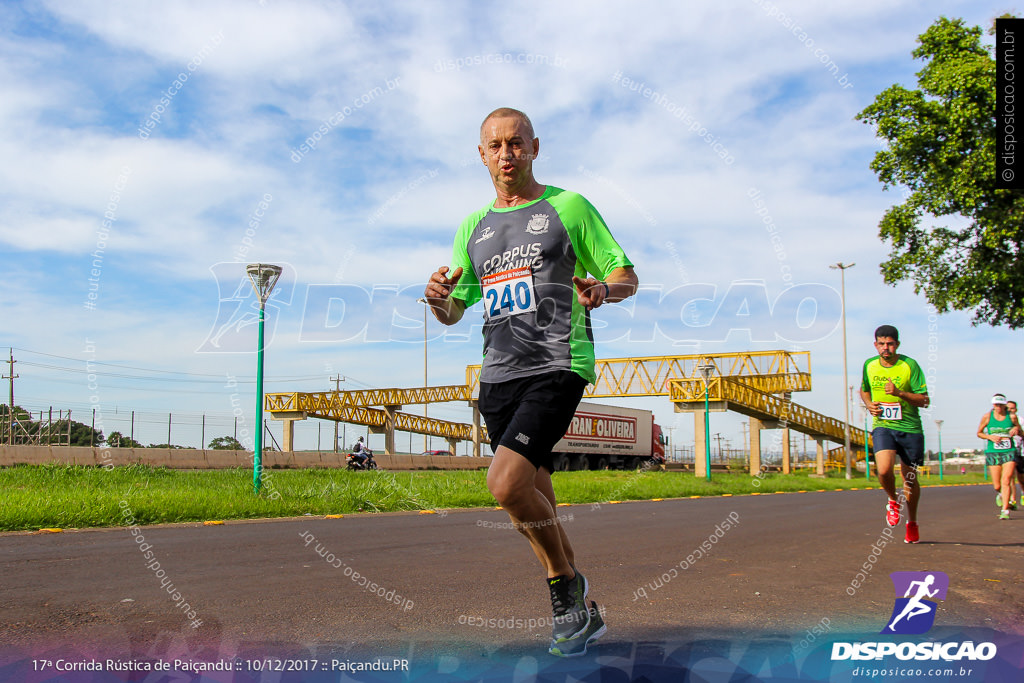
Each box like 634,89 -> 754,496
860,354 -> 928,434
449,186 -> 632,384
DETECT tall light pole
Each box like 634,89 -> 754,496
416,298 -> 430,452
935,419 -> 944,481
247,263 -> 282,494
830,262 -> 855,479
698,363 -> 715,482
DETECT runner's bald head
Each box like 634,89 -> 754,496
480,107 -> 535,143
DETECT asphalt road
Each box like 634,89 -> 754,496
1,483 -> 1022,680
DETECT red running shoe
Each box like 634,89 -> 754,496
905,521 -> 920,544
885,500 -> 900,527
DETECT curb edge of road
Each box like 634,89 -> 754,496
4,483 -> 994,537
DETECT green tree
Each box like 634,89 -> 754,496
1,407 -> 101,445
208,435 -> 243,450
857,17 -> 1024,327
0,404 -> 32,441
0,404 -> 32,422
25,417 -> 100,446
107,431 -> 144,448
60,420 -> 103,447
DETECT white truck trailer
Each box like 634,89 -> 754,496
549,402 -> 666,471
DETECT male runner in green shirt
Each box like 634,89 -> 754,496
860,324 -> 929,543
424,108 -> 637,657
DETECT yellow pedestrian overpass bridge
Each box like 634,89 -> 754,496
265,350 -> 869,475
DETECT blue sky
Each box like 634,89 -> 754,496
0,0 -> 1009,453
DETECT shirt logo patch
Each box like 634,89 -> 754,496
525,214 -> 549,235
475,226 -> 495,243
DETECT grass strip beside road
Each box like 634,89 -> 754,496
0,464 -> 990,532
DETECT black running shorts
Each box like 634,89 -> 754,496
478,370 -> 588,471
871,427 -> 925,468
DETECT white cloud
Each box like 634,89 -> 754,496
0,0 -> 1007,451
41,0 -> 359,77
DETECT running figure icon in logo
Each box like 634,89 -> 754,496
881,571 -> 949,635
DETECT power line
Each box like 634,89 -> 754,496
13,347 -> 248,378
12,347 -> 382,389
19,360 -> 329,384
6,347 -> 397,415
13,347 -> 339,384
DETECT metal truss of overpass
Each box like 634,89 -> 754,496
668,375 -> 869,452
266,350 -> 865,463
284,385 -> 474,411
465,350 -> 813,398
264,386 -> 483,453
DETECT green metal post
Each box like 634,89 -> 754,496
253,304 -> 266,494
864,417 -> 870,480
245,262 -> 282,495
703,388 -> 711,482
937,430 -> 944,482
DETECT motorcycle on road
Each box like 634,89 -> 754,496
346,449 -> 378,471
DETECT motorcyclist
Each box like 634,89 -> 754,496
351,437 -> 370,467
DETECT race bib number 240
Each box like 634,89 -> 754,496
482,267 -> 536,320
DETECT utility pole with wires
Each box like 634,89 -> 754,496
331,374 -> 344,452
3,348 -> 17,445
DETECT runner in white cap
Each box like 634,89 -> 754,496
976,393 -> 1022,520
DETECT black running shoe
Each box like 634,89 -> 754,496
549,601 -> 607,657
547,570 -> 590,644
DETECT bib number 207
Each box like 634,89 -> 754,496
879,402 -> 902,421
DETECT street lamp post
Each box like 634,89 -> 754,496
863,407 -> 871,481
852,384 -> 870,481
935,419 -> 944,481
247,263 -> 283,494
416,298 -> 430,453
698,363 -> 715,482
830,262 -> 855,479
